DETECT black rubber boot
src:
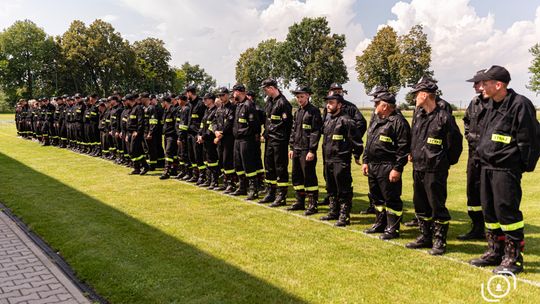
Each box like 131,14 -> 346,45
287,191 -> 306,211
130,161 -> 141,175
335,197 -> 352,227
245,178 -> 259,201
199,169 -> 211,187
208,168 -> 219,190
320,196 -> 339,221
360,193 -> 376,215
231,176 -> 247,196
269,187 -> 288,207
404,217 -> 419,227
493,238 -> 524,275
364,206 -> 387,233
196,169 -> 207,186
429,222 -> 449,255
160,167 -> 171,180
187,168 -> 199,183
406,219 -> 433,249
139,161 -> 150,175
457,211 -> 485,240
470,230 -> 506,267
175,165 -> 187,179
258,184 -> 276,204
380,212 -> 401,240
223,175 -> 237,194
214,173 -> 227,191
304,191 -> 319,216
182,168 -> 194,181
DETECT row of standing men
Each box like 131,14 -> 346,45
14,66 -> 540,275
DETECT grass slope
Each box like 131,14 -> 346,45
0,113 -> 539,303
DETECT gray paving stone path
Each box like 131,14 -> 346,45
0,210 -> 91,304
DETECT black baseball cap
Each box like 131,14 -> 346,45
203,93 -> 216,100
372,92 -> 396,104
368,85 -> 389,97
260,78 -> 278,88
216,87 -> 229,95
329,83 -> 343,90
291,85 -> 312,95
475,65 -> 511,83
410,77 -> 438,94
232,83 -> 246,92
324,94 -> 344,103
466,69 -> 487,83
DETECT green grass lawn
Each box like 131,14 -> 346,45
0,112 -> 539,303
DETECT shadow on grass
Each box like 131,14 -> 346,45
0,152 -> 306,304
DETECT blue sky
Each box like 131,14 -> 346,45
1,0 -> 540,105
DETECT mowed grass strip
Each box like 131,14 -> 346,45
0,113 -> 539,303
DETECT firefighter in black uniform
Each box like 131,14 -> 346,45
287,86 -> 322,215
127,94 -> 150,175
231,84 -> 261,200
72,94 -> 86,152
213,87 -> 236,193
404,76 -> 455,227
321,83 -> 367,207
459,70 -> 488,240
257,79 -> 293,207
159,95 -> 178,179
185,86 -> 207,184
120,98 -> 132,166
362,91 -> 411,239
470,66 -> 540,275
55,96 -> 67,148
50,97 -> 60,146
320,94 -> 364,227
40,97 -> 56,146
85,94 -> 100,156
198,93 -> 220,189
98,99 -> 111,158
65,97 -> 75,149
108,96 -> 123,162
146,94 -> 164,170
176,95 -> 192,180
141,93 -> 160,170
246,91 -> 266,191
405,80 -> 463,255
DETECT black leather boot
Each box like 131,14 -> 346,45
493,238 -> 524,275
320,196 -> 339,221
364,206 -> 387,233
304,191 -> 319,216
269,187 -> 287,207
287,191 -> 305,211
406,219 -> 433,249
258,184 -> 276,204
470,231 -> 506,267
428,222 -> 449,255
380,212 -> 401,240
335,197 -> 352,227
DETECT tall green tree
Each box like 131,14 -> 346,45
396,25 -> 433,88
60,19 -> 135,95
235,39 -> 284,100
355,26 -> 401,94
132,38 -> 173,93
356,24 -> 433,100
0,20 -> 60,103
180,62 -> 216,95
282,17 -> 348,106
527,43 -> 540,95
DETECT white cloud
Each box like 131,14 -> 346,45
376,0 -> 540,104
120,0 -> 366,91
100,14 -> 119,23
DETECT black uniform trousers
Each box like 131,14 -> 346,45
164,134 -> 178,168
59,122 -> 67,141
129,133 -> 146,163
264,140 -> 289,186
177,135 -> 190,167
100,131 -> 111,153
188,134 -> 205,169
466,155 -> 483,214
291,150 -> 318,192
74,122 -> 84,144
412,170 -> 451,222
368,163 -> 403,215
481,168 -> 524,240
146,133 -> 163,166
218,137 -> 235,175
234,138 -> 258,177
324,161 -> 353,199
